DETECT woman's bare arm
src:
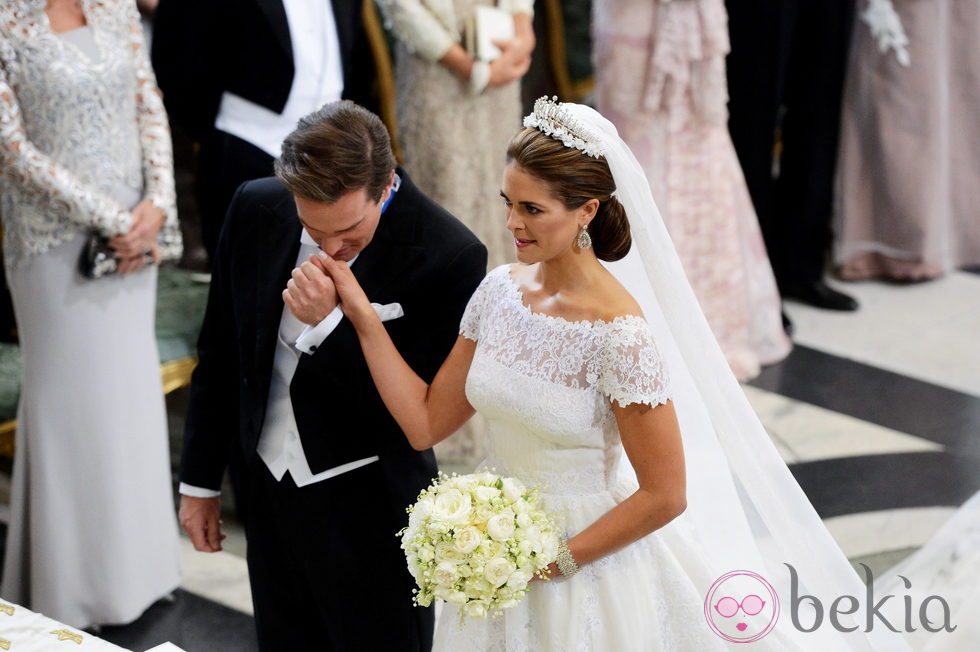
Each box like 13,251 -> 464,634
542,400 -> 687,575
314,255 -> 477,450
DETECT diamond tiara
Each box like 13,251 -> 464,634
522,96 -> 606,159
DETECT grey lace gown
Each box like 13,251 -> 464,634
0,1 -> 180,628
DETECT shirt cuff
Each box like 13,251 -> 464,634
295,303 -> 404,354
295,306 -> 345,354
179,482 -> 221,498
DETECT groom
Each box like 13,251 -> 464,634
178,101 -> 487,651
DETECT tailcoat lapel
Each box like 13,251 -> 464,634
254,204 -> 302,384
254,0 -> 293,61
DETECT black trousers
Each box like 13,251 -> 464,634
243,459 -> 434,652
196,131 -> 276,262
725,0 -> 856,287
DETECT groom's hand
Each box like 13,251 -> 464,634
283,257 -> 338,325
179,495 -> 225,552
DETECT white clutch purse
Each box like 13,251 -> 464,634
464,5 -> 515,62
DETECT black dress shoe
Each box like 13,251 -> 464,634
781,280 -> 859,311
781,310 -> 794,336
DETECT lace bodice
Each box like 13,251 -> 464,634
0,0 -> 181,269
460,265 -> 670,497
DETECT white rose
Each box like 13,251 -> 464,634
433,561 -> 459,587
473,485 -> 501,504
427,521 -> 451,536
498,598 -> 521,609
486,511 -> 516,541
435,542 -> 467,564
453,526 -> 483,554
433,586 -> 451,601
479,540 -> 505,558
483,556 -> 517,588
512,497 -> 531,514
516,512 -> 533,529
522,526 -> 542,552
465,577 -> 493,596
539,532 -> 559,562
407,559 -> 423,580
465,600 -> 489,618
501,477 -> 524,502
418,544 -> 435,563
506,568 -> 534,589
447,590 -> 468,605
432,489 -> 472,525
473,504 -> 494,524
516,540 -> 533,556
401,527 -> 417,547
452,476 -> 478,493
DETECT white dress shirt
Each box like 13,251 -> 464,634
214,0 -> 345,157
180,230 -> 404,498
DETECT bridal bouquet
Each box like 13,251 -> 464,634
400,471 -> 560,619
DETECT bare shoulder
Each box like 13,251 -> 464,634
593,273 -> 644,323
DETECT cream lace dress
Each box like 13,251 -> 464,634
382,0 -> 533,466
433,265 -> 792,650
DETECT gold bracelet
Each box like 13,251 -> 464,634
555,538 -> 580,578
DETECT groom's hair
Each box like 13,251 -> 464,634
275,100 -> 396,204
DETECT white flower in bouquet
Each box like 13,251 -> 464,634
399,471 -> 561,620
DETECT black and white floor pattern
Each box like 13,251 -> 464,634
3,270 -> 978,651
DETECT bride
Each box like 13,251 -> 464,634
314,99 -> 915,650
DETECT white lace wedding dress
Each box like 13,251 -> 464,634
433,265 -> 794,651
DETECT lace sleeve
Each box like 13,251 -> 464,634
0,45 -> 131,236
598,318 -> 671,408
123,0 -> 177,230
376,0 -> 457,62
459,269 -> 497,342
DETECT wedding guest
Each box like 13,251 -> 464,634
177,101 -> 486,651
379,0 -> 534,270
594,0 -> 790,380
378,0 -> 534,465
152,0 -> 374,261
835,0 -> 980,281
726,0 -> 860,312
0,0 -> 182,629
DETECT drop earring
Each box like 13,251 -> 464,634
577,225 -> 592,250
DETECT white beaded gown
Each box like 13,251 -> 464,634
434,265 -> 793,651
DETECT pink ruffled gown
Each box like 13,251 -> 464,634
593,0 -> 790,380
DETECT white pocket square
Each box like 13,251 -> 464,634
372,302 -> 404,322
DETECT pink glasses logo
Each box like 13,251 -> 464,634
704,571 -> 780,643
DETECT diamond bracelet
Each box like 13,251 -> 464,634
555,538 -> 581,578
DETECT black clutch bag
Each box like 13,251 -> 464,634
78,234 -> 156,280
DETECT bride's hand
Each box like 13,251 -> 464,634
311,254 -> 376,329
531,562 -> 560,583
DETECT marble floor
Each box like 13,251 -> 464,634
1,270 -> 978,651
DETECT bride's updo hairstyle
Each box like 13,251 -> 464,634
506,127 -> 632,262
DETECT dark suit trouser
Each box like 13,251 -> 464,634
725,0 -> 856,287
196,131 -> 276,261
243,459 -> 434,652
